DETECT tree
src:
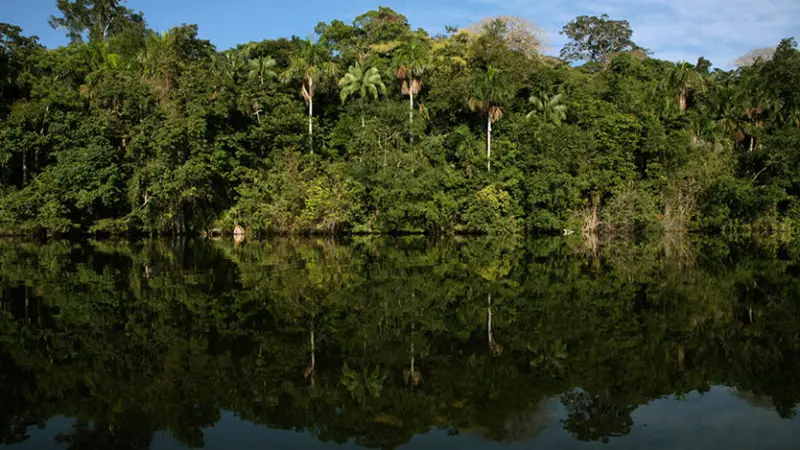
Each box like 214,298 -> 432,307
393,37 -> 429,145
49,0 -> 145,43
710,82 -> 746,143
695,57 -> 712,74
280,37 -> 338,153
246,55 -> 277,124
465,16 -> 546,58
0,24 -> 42,117
353,7 -> 411,48
216,50 -> 249,84
137,30 -> 169,76
338,63 -> 386,127
247,56 -> 277,86
559,14 -> 641,63
732,47 -> 777,68
527,93 -> 567,125
759,39 -> 800,129
468,66 -> 511,172
664,61 -> 706,112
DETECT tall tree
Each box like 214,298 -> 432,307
246,56 -> 277,124
393,37 -> 429,145
465,16 -> 546,58
761,39 -> 800,128
49,0 -> 145,43
732,47 -> 777,68
468,66 -> 511,172
338,63 -> 386,127
0,24 -> 42,116
280,37 -> 337,153
664,61 -> 706,112
353,7 -> 411,49
559,14 -> 641,63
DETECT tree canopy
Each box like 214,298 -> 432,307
559,14 -> 643,63
48,0 -> 145,42
0,6 -> 799,238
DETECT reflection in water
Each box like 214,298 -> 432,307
0,236 -> 800,449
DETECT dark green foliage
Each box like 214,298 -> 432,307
49,0 -> 145,43
0,7 -> 799,237
559,14 -> 644,63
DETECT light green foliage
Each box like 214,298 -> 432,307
338,63 -> 386,126
247,55 -> 277,85
527,93 -> 567,125
463,184 -> 521,234
339,64 -> 385,104
228,151 -> 363,234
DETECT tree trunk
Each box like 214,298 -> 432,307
409,88 -> 414,145
487,116 -> 492,172
101,17 -> 114,41
410,345 -> 415,377
307,324 -> 316,390
487,293 -> 492,348
22,151 -> 27,185
679,92 -> 687,112
308,95 -> 314,154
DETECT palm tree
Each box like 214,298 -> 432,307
137,31 -> 170,78
209,49 -> 249,105
137,31 -> 180,106
710,83 -> 750,149
246,56 -> 277,124
469,66 -> 510,172
393,38 -> 429,145
664,61 -> 706,112
280,37 -> 338,153
527,93 -> 567,125
247,56 -> 277,85
338,63 -> 386,127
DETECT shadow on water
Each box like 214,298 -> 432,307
1,235 -> 800,449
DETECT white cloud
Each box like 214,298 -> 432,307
446,0 -> 800,68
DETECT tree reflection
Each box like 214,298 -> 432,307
0,237 -> 798,448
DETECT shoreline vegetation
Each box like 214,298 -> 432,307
1,3 -> 799,239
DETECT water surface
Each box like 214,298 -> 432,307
1,237 -> 799,449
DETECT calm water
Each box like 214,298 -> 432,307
1,236 -> 799,449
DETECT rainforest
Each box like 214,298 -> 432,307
1,2 -> 799,238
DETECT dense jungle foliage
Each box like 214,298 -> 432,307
2,236 -> 800,448
1,2 -> 800,236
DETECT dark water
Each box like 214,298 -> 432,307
1,236 -> 800,449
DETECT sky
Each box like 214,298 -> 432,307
2,0 -> 799,68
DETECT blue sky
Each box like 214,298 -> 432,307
2,0 -> 798,67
